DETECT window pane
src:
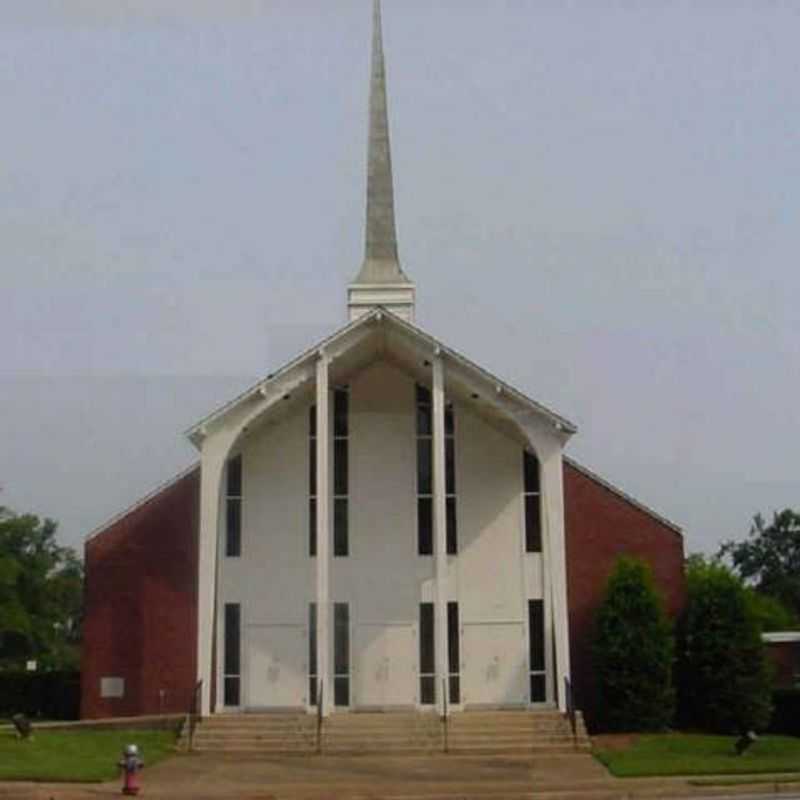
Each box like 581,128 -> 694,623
417,438 -> 432,495
416,405 -> 432,437
226,498 -> 241,557
530,674 -> 546,703
447,602 -> 460,673
334,498 -> 348,557
334,439 -> 348,496
445,437 -> 456,495
448,675 -> 460,705
525,494 -> 541,553
224,603 -> 241,676
309,440 -> 316,497
334,677 -> 350,707
420,676 -> 435,706
417,498 -> 433,556
523,451 -> 539,494
309,404 -> 316,438
309,498 -> 317,557
528,599 -> 545,672
309,678 -> 317,707
445,404 -> 454,437
227,455 -> 242,497
334,603 -> 350,675
309,603 -> 317,676
224,677 -> 240,707
446,497 -> 457,555
419,603 -> 435,674
416,384 -> 431,405
334,389 -> 349,437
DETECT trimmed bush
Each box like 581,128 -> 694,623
593,556 -> 675,731
0,671 -> 80,720
677,560 -> 772,733
769,689 -> 800,736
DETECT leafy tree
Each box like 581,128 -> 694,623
0,507 -> 83,670
745,589 -> 799,632
593,556 -> 675,732
676,558 -> 772,733
719,509 -> 800,618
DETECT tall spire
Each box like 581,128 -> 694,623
348,0 -> 415,323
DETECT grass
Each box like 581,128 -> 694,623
595,733 -> 800,778
0,728 -> 177,782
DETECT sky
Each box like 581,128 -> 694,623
1,0 -> 798,556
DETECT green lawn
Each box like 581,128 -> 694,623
596,733 -> 800,778
0,728 -> 177,782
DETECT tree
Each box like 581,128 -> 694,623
676,558 -> 772,733
745,589 -> 799,632
593,556 -> 675,732
0,507 -> 83,670
719,509 -> 800,619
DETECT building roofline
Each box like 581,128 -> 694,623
763,631 -> 800,644
84,462 -> 200,545
564,455 -> 683,536
185,307 -> 578,445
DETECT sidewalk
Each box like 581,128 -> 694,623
1,751 -> 799,800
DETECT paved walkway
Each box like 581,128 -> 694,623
1,752 -> 799,800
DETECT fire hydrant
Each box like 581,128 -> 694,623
118,743 -> 144,795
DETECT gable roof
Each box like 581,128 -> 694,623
185,308 -> 577,447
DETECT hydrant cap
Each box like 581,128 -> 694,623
124,744 -> 139,756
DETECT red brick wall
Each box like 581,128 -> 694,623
564,461 -> 685,730
766,642 -> 798,689
81,468 -> 199,719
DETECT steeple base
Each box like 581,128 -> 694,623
348,282 -> 415,323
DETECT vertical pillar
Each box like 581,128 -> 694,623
540,445 -> 571,712
197,447 -> 227,716
432,355 -> 449,715
315,353 -> 332,716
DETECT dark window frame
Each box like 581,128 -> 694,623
224,603 -> 241,706
528,599 -> 546,702
523,450 -> 542,553
225,455 -> 242,558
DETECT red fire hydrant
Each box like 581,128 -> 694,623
118,743 -> 144,795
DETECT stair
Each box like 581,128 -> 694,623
182,709 -> 591,756
445,710 -> 591,755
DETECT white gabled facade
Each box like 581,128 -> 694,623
187,1 -> 576,719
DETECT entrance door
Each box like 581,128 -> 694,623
461,621 -> 527,707
354,623 -> 416,708
245,624 -> 306,709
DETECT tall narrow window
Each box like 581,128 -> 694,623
447,601 -> 461,704
528,599 -> 546,702
333,388 -> 349,557
445,404 -> 457,554
419,602 -> 435,704
523,450 -> 541,553
224,603 -> 241,706
334,602 -> 350,706
226,455 -> 242,557
309,405 -> 317,557
309,603 -> 318,706
416,385 -> 433,555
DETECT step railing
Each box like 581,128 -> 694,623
188,679 -> 203,752
442,677 -> 449,753
316,680 -> 324,754
564,676 -> 577,749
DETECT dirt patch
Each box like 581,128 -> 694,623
593,733 -> 640,751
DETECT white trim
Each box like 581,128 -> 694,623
763,632 -> 800,644
564,455 -> 683,535
84,462 -> 198,543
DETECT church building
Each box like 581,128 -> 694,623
81,2 -> 684,731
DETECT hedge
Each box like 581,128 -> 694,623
769,689 -> 800,736
0,671 -> 80,720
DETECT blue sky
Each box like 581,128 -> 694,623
1,1 -> 798,554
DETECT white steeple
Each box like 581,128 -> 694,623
348,0 -> 415,323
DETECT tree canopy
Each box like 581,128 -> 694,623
592,556 -> 675,732
0,507 -> 82,670
719,509 -> 800,620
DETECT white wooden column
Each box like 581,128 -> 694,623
315,353 -> 333,716
432,355 -> 449,715
197,445 -> 228,716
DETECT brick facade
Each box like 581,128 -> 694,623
80,460 -> 684,723
564,460 -> 685,730
81,468 -> 199,719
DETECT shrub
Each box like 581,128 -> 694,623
593,556 -> 675,731
676,559 -> 772,733
0,671 -> 80,720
